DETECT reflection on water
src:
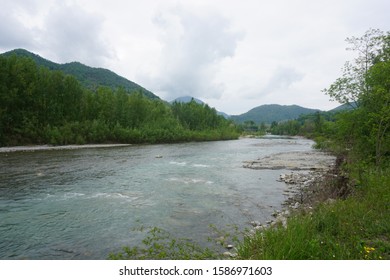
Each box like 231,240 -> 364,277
0,137 -> 314,259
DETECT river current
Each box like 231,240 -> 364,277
0,137 -> 315,259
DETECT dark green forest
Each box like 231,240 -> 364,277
2,49 -> 159,99
0,55 -> 239,146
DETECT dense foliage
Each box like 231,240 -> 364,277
237,29 -> 390,260
0,55 -> 239,146
268,111 -> 335,137
2,49 -> 158,99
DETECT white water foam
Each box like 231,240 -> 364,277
192,164 -> 210,168
169,161 -> 187,166
166,177 -> 213,185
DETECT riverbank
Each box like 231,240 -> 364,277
0,144 -> 131,153
243,150 -> 336,171
241,146 -> 337,234
237,154 -> 390,260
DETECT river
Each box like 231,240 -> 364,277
0,136 -> 317,259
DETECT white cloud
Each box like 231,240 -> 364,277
254,66 -> 305,99
41,3 -> 114,66
140,5 -> 243,101
0,0 -> 39,50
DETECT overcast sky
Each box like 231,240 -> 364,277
1,0 -> 389,115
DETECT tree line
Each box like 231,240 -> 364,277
236,29 -> 390,261
270,29 -> 390,167
0,55 -> 239,146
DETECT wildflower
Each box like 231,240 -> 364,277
364,246 -> 375,253
363,246 -> 376,259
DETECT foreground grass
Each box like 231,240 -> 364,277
108,226 -> 225,260
236,167 -> 390,260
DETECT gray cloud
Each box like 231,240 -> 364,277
0,3 -> 37,50
258,66 -> 305,98
0,1 -> 114,66
149,6 -> 243,101
42,4 -> 113,66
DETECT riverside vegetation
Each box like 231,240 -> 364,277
0,55 -> 239,146
2,29 -> 389,260
237,28 -> 390,260
110,29 -> 390,260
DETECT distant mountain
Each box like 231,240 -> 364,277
171,96 -> 230,119
2,49 -> 159,99
328,102 -> 358,112
231,104 -> 320,124
171,96 -> 204,104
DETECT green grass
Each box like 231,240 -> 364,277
236,167 -> 390,260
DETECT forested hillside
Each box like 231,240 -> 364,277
0,55 -> 239,146
2,49 -> 158,99
231,104 -> 319,124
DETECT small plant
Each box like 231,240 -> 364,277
108,227 -> 220,260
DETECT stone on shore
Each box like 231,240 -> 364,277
243,151 -> 335,171
244,148 -> 336,235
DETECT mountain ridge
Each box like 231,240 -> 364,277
2,49 -> 346,123
170,96 -> 204,104
1,48 -> 159,99
171,96 -> 230,119
231,104 -> 321,124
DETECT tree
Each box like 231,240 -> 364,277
323,29 -> 384,108
364,58 -> 390,165
0,55 -> 239,145
324,29 -> 390,166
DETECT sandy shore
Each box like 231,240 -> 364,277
0,144 -> 131,153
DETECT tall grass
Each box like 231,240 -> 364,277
237,167 -> 390,260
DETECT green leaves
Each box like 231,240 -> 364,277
324,28 -> 386,107
322,29 -> 390,166
0,55 -> 238,146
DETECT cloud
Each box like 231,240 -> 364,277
146,6 -> 243,101
41,3 -> 114,66
0,2 -> 38,50
0,1 -> 114,66
2,0 -> 390,115
264,66 -> 305,93
245,66 -> 304,100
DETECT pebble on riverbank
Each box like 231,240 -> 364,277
244,150 -> 337,237
243,151 -> 335,171
246,167 -> 341,238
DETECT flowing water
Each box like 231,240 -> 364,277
0,137 -> 315,259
